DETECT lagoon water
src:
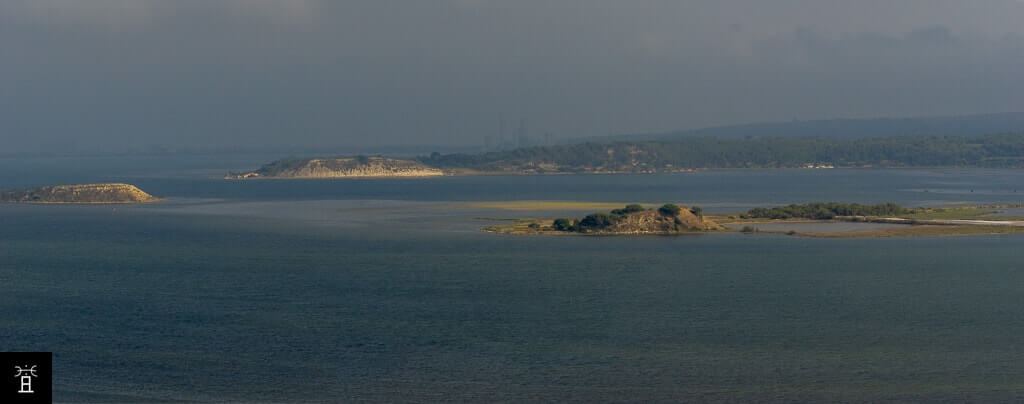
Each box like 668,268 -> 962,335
2,155 -> 1024,402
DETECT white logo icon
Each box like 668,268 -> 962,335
13,365 -> 37,394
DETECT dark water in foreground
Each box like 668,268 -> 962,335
1,156 -> 1023,402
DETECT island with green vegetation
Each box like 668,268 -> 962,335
0,183 -> 159,204
486,203 -> 723,235
226,156 -> 444,179
484,201 -> 1024,238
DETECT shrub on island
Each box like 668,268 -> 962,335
578,212 -> 622,230
611,204 -> 646,215
658,204 -> 682,217
552,218 -> 574,231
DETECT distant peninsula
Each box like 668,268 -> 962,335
226,156 -> 444,179
232,131 -> 1024,179
422,133 -> 1024,173
0,183 -> 159,204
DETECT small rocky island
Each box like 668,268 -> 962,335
226,156 -> 444,179
487,204 -> 723,235
0,183 -> 159,204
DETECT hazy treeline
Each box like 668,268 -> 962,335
419,133 -> 1024,171
579,112 -> 1024,142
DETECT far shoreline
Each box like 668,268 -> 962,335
222,165 -> 1022,180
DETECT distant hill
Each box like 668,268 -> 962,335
0,183 -> 158,204
227,156 -> 444,179
575,112 -> 1024,143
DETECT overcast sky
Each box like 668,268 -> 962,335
2,0 -> 1024,153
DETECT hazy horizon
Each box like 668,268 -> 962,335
3,0 -> 1024,154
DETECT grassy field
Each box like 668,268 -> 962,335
707,215 -> 823,224
902,206 -> 1024,221
484,219 -> 561,235
902,207 -> 999,220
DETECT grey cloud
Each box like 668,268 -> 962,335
2,1 -> 1024,154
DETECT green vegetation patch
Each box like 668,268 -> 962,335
744,202 -> 906,220
900,206 -> 999,220
658,203 -> 682,216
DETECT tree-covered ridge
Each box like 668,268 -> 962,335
743,202 -> 907,220
420,133 -> 1024,172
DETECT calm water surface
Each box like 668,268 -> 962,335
1,155 -> 1023,402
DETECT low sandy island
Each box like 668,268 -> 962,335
0,183 -> 159,204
